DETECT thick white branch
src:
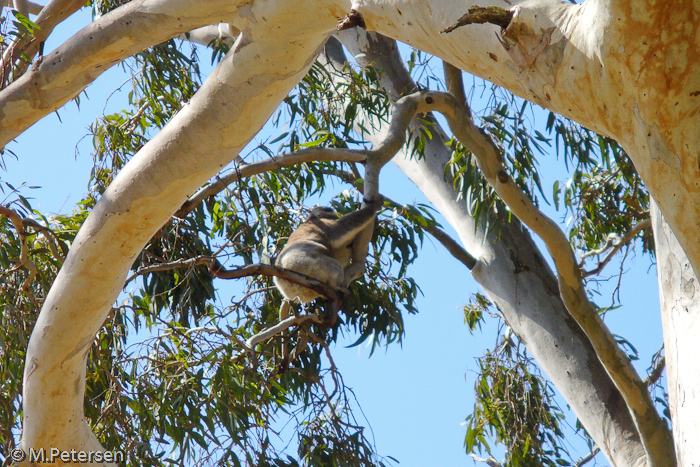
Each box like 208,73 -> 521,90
410,91 -> 674,465
19,0 -> 348,455
335,29 -> 649,465
0,0 -> 246,146
179,23 -> 238,47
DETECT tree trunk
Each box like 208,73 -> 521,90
2,0 -> 695,463
354,0 -> 700,295
652,200 -> 700,466
335,30 -> 648,466
17,3 -> 342,459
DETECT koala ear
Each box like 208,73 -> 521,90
308,206 -> 338,220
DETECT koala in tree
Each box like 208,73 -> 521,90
273,199 -> 383,304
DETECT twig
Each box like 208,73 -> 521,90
125,255 -> 212,284
0,205 -> 37,290
174,148 -> 369,217
583,218 -> 651,277
21,218 -> 65,262
644,348 -> 665,387
470,454 -> 502,467
327,167 -> 476,269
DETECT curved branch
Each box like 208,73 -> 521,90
644,349 -> 665,387
124,255 -> 211,284
0,0 -> 243,147
128,255 -> 347,304
245,313 -> 321,349
210,261 -> 346,303
327,167 -> 476,269
442,61 -> 469,114
175,147 -> 369,217
402,90 -> 674,465
22,218 -> 65,262
2,0 -> 85,84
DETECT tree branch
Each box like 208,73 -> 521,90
442,6 -> 514,34
0,0 -> 242,146
2,0 -> 86,85
644,348 -> 665,387
348,89 -> 674,465
582,218 -> 652,277
327,167 -> 476,270
574,447 -> 600,467
411,91 -> 674,465
12,0 -> 29,17
175,147 -> 369,217
2,0 -> 42,14
128,255 -> 346,305
442,61 -> 469,115
245,313 -> 321,349
0,205 -> 37,289
470,454 -> 502,467
22,217 -> 65,263
125,255 -> 212,284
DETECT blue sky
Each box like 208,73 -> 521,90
2,7 -> 666,466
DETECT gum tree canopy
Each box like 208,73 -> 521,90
0,0 -> 697,466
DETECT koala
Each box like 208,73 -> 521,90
273,200 -> 382,303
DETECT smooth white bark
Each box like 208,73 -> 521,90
0,0 -> 244,146
3,0 -> 698,282
0,0 -> 696,463
355,0 -> 700,295
652,200 -> 700,466
19,0 -> 348,459
334,30 -> 648,466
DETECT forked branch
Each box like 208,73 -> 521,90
343,89 -> 674,465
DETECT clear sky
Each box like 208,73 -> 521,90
3,7 -> 665,467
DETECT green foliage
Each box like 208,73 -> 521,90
90,38 -> 202,194
443,92 -> 552,234
463,293 -> 492,334
547,120 -> 651,255
59,37 -> 424,466
0,20 -> 658,467
0,186 -> 85,457
464,337 -> 571,467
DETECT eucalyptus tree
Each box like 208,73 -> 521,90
0,0 -> 695,466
